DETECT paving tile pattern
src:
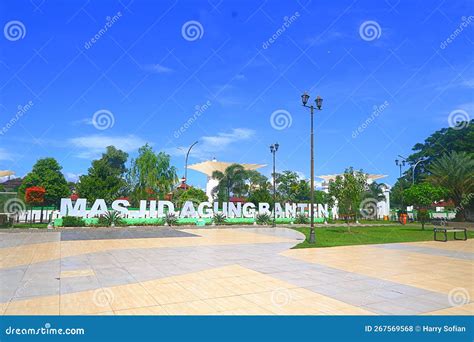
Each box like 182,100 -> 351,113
0,227 -> 472,315
373,243 -> 474,260
60,227 -> 198,241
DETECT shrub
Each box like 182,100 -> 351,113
0,214 -> 13,228
62,216 -> 86,227
97,211 -> 123,227
212,213 -> 227,225
256,213 -> 271,225
165,213 -> 178,226
294,213 -> 309,224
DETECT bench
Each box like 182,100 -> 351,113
432,220 -> 467,242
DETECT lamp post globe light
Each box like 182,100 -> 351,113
301,92 -> 323,244
395,158 -> 406,178
270,143 -> 279,227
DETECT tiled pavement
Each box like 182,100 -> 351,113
0,227 -> 472,315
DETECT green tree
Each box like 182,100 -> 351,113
275,171 -> 300,202
127,144 -> 178,204
172,187 -> 208,209
405,121 -> 473,182
248,188 -> 272,206
19,158 -> 70,206
403,182 -> 446,229
328,167 -> 368,221
390,177 -> 411,210
246,170 -> 270,195
427,151 -> 474,221
76,146 -> 128,203
211,164 -> 248,201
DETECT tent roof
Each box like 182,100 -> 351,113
0,170 -> 15,178
188,161 -> 266,177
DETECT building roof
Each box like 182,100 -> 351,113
0,177 -> 22,191
188,160 -> 266,177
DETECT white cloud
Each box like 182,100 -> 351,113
68,134 -> 147,159
200,128 -> 255,149
170,128 -> 256,160
142,64 -> 174,73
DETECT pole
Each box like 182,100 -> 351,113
272,148 -> 276,227
184,141 -> 198,185
412,159 -> 423,185
309,106 -> 315,244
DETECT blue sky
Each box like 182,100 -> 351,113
0,0 -> 472,188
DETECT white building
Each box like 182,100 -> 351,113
318,173 -> 391,219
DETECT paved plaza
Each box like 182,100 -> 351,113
0,227 -> 472,315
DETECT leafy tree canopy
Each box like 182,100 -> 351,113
127,144 -> 177,204
403,182 -> 447,208
172,187 -> 208,209
405,121 -> 473,182
328,167 -> 368,218
427,151 -> 474,220
19,158 -> 70,206
76,146 -> 129,203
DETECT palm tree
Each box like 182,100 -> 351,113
211,164 -> 248,201
428,151 -> 474,220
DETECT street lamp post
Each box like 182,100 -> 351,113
301,92 -> 323,244
270,143 -> 279,228
395,158 -> 406,178
411,158 -> 426,185
395,156 -> 407,220
183,141 -> 198,186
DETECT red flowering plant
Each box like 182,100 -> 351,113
25,186 -> 46,205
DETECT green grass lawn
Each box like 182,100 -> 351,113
11,223 -> 49,229
293,224 -> 474,248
